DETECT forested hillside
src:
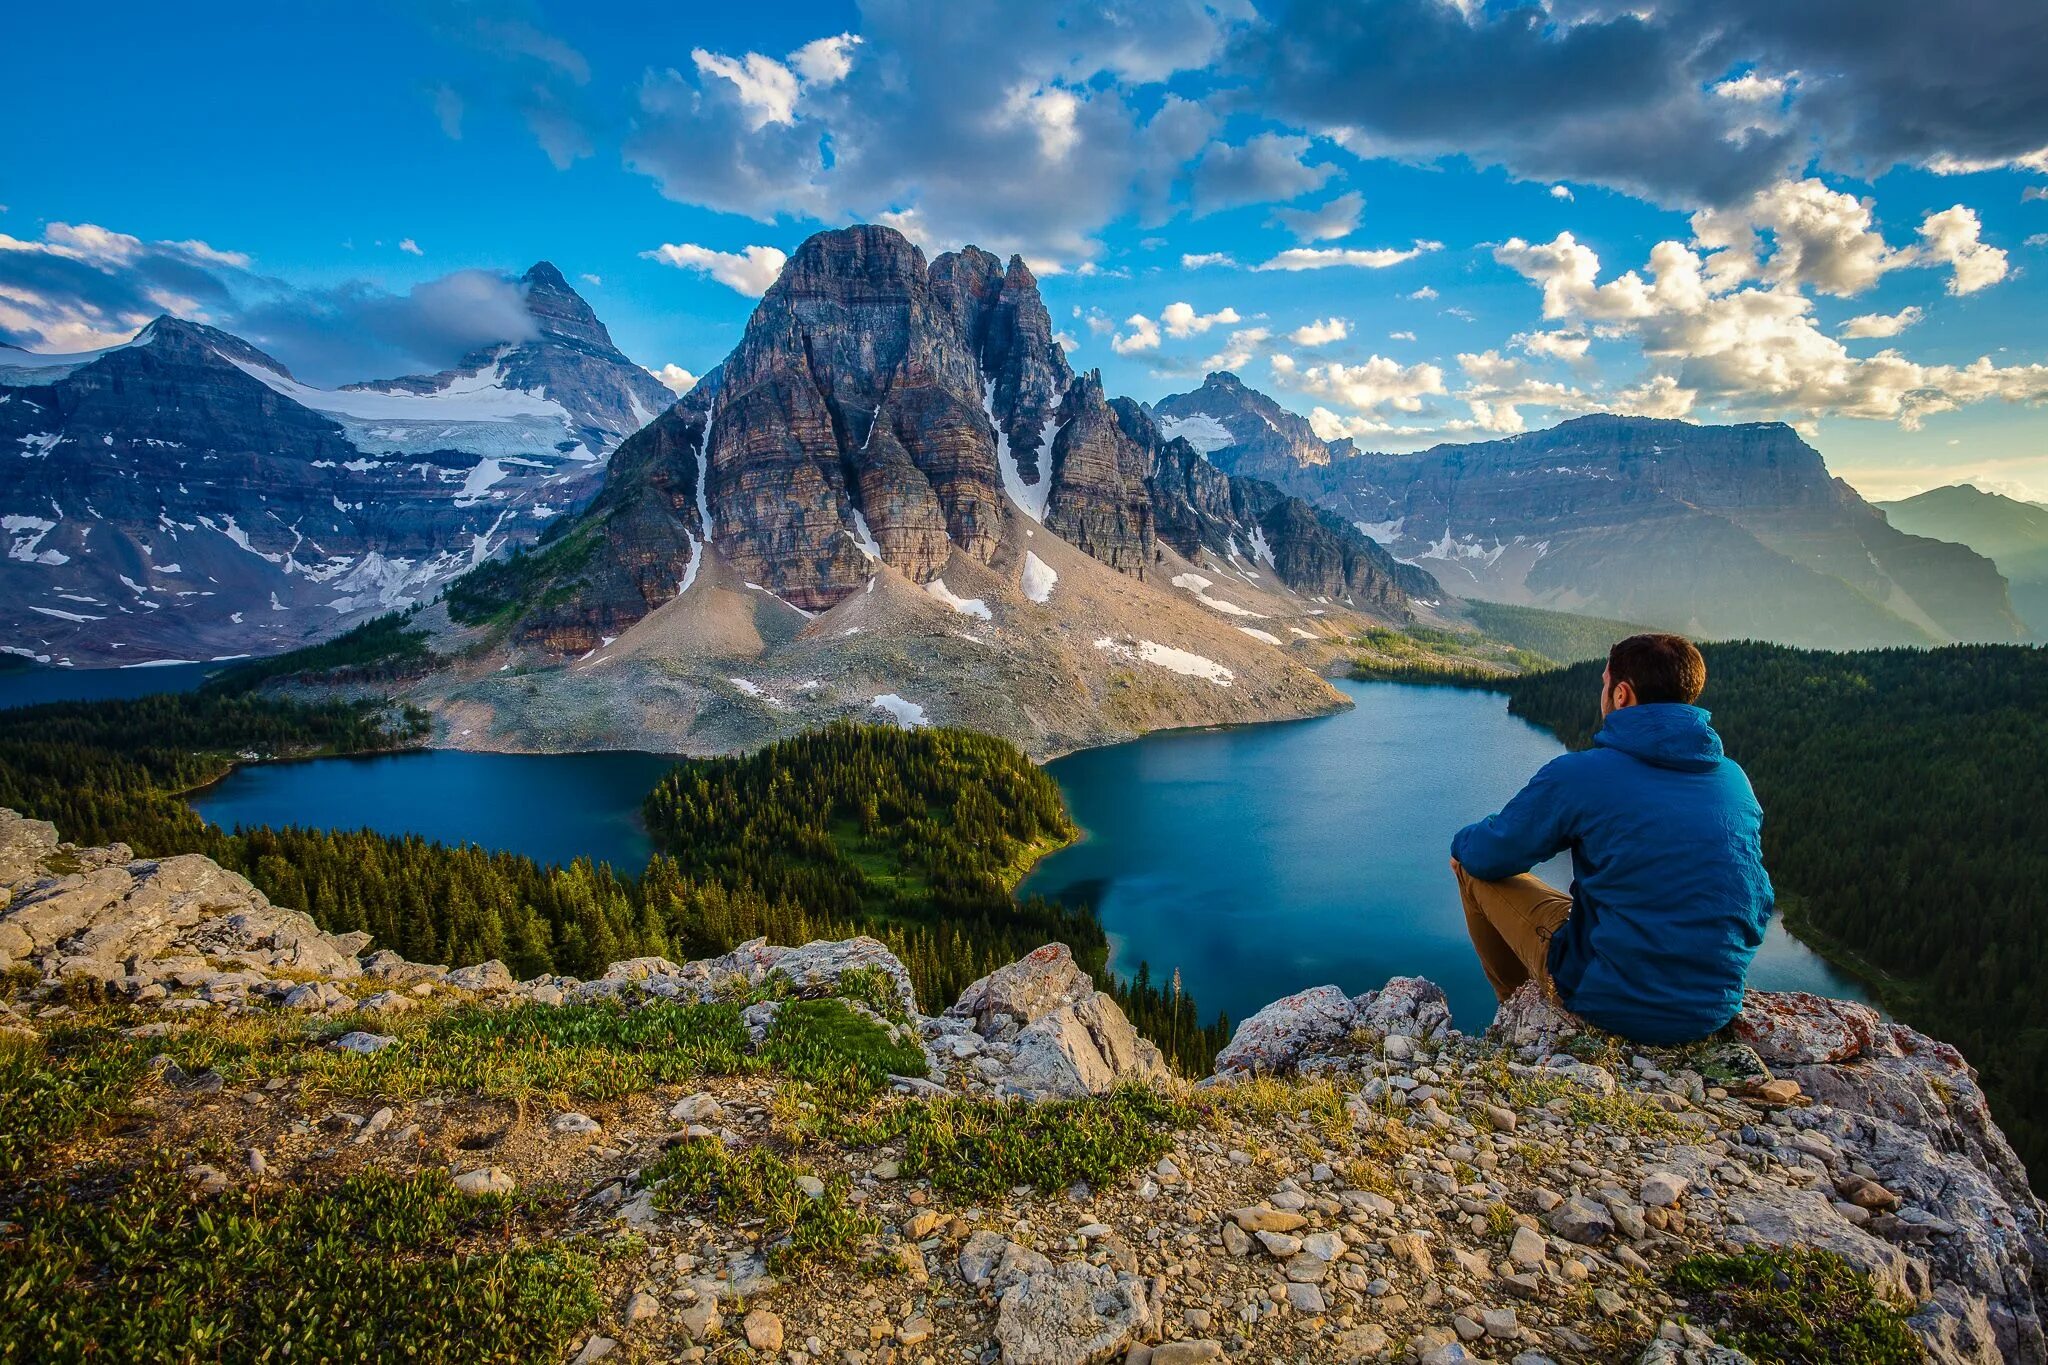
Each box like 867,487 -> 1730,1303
1504,642 -> 2048,1173
0,703 -> 1226,1071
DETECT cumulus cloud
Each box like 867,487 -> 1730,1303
1181,251 -> 1239,269
1232,0 -> 2048,207
641,242 -> 790,296
1407,286 -> 1438,300
1159,301 -> 1241,337
1269,351 -> 1446,416
1198,326 -> 1271,372
650,363 -> 699,394
399,238 -> 424,256
1517,330 -> 1592,363
1254,241 -> 1441,271
0,222 -> 247,351
1189,133 -> 1334,216
1112,313 -> 1161,354
1839,307 -> 1923,339
1493,199 -> 2047,429
1549,185 -> 1573,201
625,2 -> 1246,262
1272,189 -> 1364,241
1289,317 -> 1348,346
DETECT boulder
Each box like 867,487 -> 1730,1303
1354,975 -> 1452,1042
1212,985 -> 1357,1076
994,1259 -> 1158,1365
946,944 -> 1168,1098
1736,991 -> 1899,1066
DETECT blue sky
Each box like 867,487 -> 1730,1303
6,0 -> 2048,499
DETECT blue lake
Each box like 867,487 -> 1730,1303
183,679 -> 1866,1031
1020,679 -> 1867,1032
0,661 -> 220,708
191,749 -> 680,873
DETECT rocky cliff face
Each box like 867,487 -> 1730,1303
6,809 -> 2038,1365
1157,383 -> 2027,649
0,269 -> 671,666
478,225 -> 1436,661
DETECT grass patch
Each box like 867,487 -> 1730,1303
1499,1070 -> 1690,1136
645,1140 -> 879,1270
883,1086 -> 1192,1201
1667,1249 -> 1925,1364
0,1164 -> 599,1364
0,1030 -> 150,1178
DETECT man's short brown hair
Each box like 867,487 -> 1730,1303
1607,633 -> 1706,704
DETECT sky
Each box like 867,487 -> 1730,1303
5,0 -> 2048,501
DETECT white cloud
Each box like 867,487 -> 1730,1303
399,238 -> 423,257
1198,326 -> 1271,371
1191,133 -> 1334,216
691,48 -> 804,129
1269,351 -> 1446,415
1839,307 -> 1923,339
1181,251 -> 1239,269
1494,208 -> 2047,430
788,33 -> 860,86
1112,313 -> 1161,354
1160,301 -> 1241,338
650,363 -> 698,395
1407,286 -> 1438,300
1254,241 -> 1441,272
1549,184 -> 1573,201
1272,190 -> 1364,242
1517,330 -> 1591,363
1289,317 -> 1348,346
580,273 -> 602,287
1388,329 -> 1416,341
641,242 -> 789,296
1053,330 -> 1079,352
1458,349 -> 1521,382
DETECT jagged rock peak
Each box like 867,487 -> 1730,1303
519,259 -> 619,353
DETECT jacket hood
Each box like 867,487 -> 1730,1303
1592,703 -> 1724,773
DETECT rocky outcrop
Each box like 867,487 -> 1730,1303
1043,375 -> 1157,578
5,812 -> 2043,1365
0,267 -> 670,667
1152,371 -> 1337,480
940,943 -> 1171,1098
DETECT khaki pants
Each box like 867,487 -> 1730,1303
1453,859 -> 1572,1002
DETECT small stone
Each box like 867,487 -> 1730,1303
896,1316 -> 933,1345
552,1112 -> 601,1135
872,1158 -> 901,1180
796,1174 -> 826,1198
623,1290 -> 662,1325
1231,1205 -> 1308,1233
246,1148 -> 268,1177
904,1209 -> 944,1238
1220,1221 -> 1254,1257
452,1166 -> 514,1197
743,1308 -> 783,1352
1482,1307 -> 1519,1339
1284,1282 -> 1326,1314
1754,1078 -> 1802,1105
570,1337 -> 616,1364
1256,1230 -> 1302,1258
1640,1173 -> 1689,1208
670,1092 -> 723,1122
1548,1196 -> 1615,1245
1509,1225 -> 1547,1268
1151,1342 -> 1224,1365
679,1300 -> 722,1341
1485,1104 -> 1519,1133
331,1030 -> 397,1054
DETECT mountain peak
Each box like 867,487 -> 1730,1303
519,261 -> 613,351
522,260 -> 570,290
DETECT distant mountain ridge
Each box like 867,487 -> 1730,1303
1880,483 -> 2048,635
1156,373 -> 2026,650
0,266 -> 672,666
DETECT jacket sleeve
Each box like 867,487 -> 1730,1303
1451,755 -> 1578,880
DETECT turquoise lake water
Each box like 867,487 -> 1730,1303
184,679 -> 1866,1030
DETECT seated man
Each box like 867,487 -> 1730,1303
1450,633 -> 1773,1045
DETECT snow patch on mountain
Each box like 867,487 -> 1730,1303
1021,551 -> 1058,604
1093,635 -> 1235,686
870,693 -> 928,727
1157,412 -> 1234,453
1170,572 -> 1264,619
926,578 -> 993,620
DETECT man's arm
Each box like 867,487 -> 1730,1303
1451,756 -> 1577,880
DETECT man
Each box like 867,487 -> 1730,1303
1450,633 -> 1773,1045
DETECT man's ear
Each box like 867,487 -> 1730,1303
1612,679 -> 1636,709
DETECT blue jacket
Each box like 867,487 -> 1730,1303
1452,703 -> 1773,1045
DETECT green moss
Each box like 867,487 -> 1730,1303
0,1164 -> 600,1364
1667,1249 -> 1925,1364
